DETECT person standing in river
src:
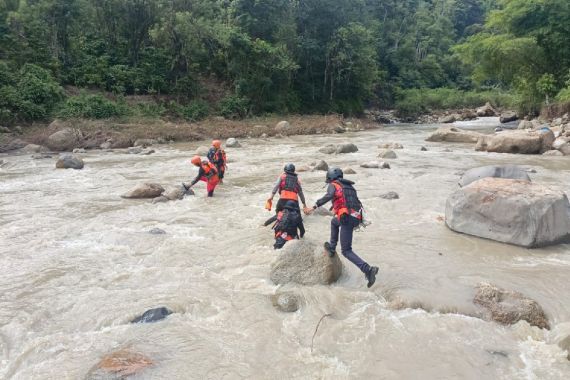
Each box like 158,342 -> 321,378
207,140 -> 227,183
184,156 -> 220,197
306,167 -> 379,288
266,163 -> 310,214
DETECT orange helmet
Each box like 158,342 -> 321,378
190,156 -> 202,166
212,140 -> 221,149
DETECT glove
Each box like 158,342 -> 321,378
265,199 -> 273,211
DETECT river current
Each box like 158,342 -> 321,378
1,120 -> 569,379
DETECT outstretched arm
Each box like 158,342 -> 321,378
263,214 -> 278,227
188,167 -> 204,187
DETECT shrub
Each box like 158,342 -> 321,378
180,100 -> 209,121
58,94 -> 129,119
218,95 -> 249,119
134,102 -> 166,118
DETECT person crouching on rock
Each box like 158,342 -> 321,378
266,163 -> 310,214
207,140 -> 227,183
305,167 -> 379,288
183,156 -> 220,197
264,201 -> 305,249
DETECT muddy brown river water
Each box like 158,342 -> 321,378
1,120 -> 569,379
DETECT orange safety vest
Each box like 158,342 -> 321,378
331,181 -> 362,220
213,149 -> 227,167
279,173 -> 300,201
274,211 -> 295,241
201,161 -> 218,179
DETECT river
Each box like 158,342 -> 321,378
1,121 -> 569,379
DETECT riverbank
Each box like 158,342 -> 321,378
0,114 -> 381,153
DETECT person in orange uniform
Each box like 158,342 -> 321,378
266,163 -> 309,213
306,167 -> 379,288
207,140 -> 227,182
184,156 -> 220,197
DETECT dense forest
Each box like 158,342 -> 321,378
0,0 -> 569,125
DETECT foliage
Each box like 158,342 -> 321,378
170,100 -> 210,121
395,88 -> 515,117
58,94 -> 129,119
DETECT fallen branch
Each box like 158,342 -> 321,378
311,313 -> 332,353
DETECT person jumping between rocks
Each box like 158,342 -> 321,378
207,140 -> 227,183
184,156 -> 220,197
306,167 -> 379,288
263,200 -> 305,249
266,163 -> 310,214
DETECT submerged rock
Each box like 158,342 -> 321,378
475,129 -> 555,154
336,143 -> 359,154
149,228 -> 166,235
543,150 -> 564,156
474,283 -> 549,329
360,161 -> 390,169
426,126 -> 482,143
226,137 -> 241,147
458,165 -> 531,188
314,160 -> 329,171
271,291 -> 301,312
270,239 -> 342,286
318,144 -> 337,154
131,307 -> 173,324
378,149 -> 397,159
446,178 -> 570,248
379,191 -> 399,200
87,349 -> 153,379
122,183 -> 165,199
379,142 -> 404,150
55,153 -> 84,169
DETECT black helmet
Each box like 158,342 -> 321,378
283,200 -> 297,210
284,163 -> 295,174
326,167 -> 343,183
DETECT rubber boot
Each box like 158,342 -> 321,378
207,191 -> 214,197
366,266 -> 379,288
324,242 -> 337,258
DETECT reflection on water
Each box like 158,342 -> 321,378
1,122 -> 569,379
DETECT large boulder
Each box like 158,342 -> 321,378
0,137 -> 27,153
446,178 -> 570,248
335,143 -> 358,154
55,153 -> 84,169
86,349 -> 153,379
121,183 -> 165,199
500,111 -> 518,124
476,102 -> 497,117
475,129 -> 555,154
270,240 -> 342,286
426,126 -> 482,143
474,283 -> 549,329
46,128 -> 84,151
458,165 -> 531,187
558,142 -> 570,156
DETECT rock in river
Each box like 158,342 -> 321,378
336,143 -> 359,154
226,137 -> 241,147
55,153 -> 84,169
131,307 -> 173,324
474,283 -> 549,329
271,291 -> 301,313
475,129 -> 555,154
270,239 -> 342,286
446,178 -> 570,248
87,349 -> 153,379
313,160 -> 329,171
426,126 -> 482,143
122,183 -> 165,199
458,165 -> 531,187
46,128 -> 84,151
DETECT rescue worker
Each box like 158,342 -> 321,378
183,156 -> 220,197
266,163 -> 309,213
207,140 -> 227,182
306,167 -> 379,288
264,200 -> 305,249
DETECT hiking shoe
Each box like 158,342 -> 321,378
324,242 -> 337,257
366,266 -> 379,288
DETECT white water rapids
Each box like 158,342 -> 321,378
1,121 -> 569,379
